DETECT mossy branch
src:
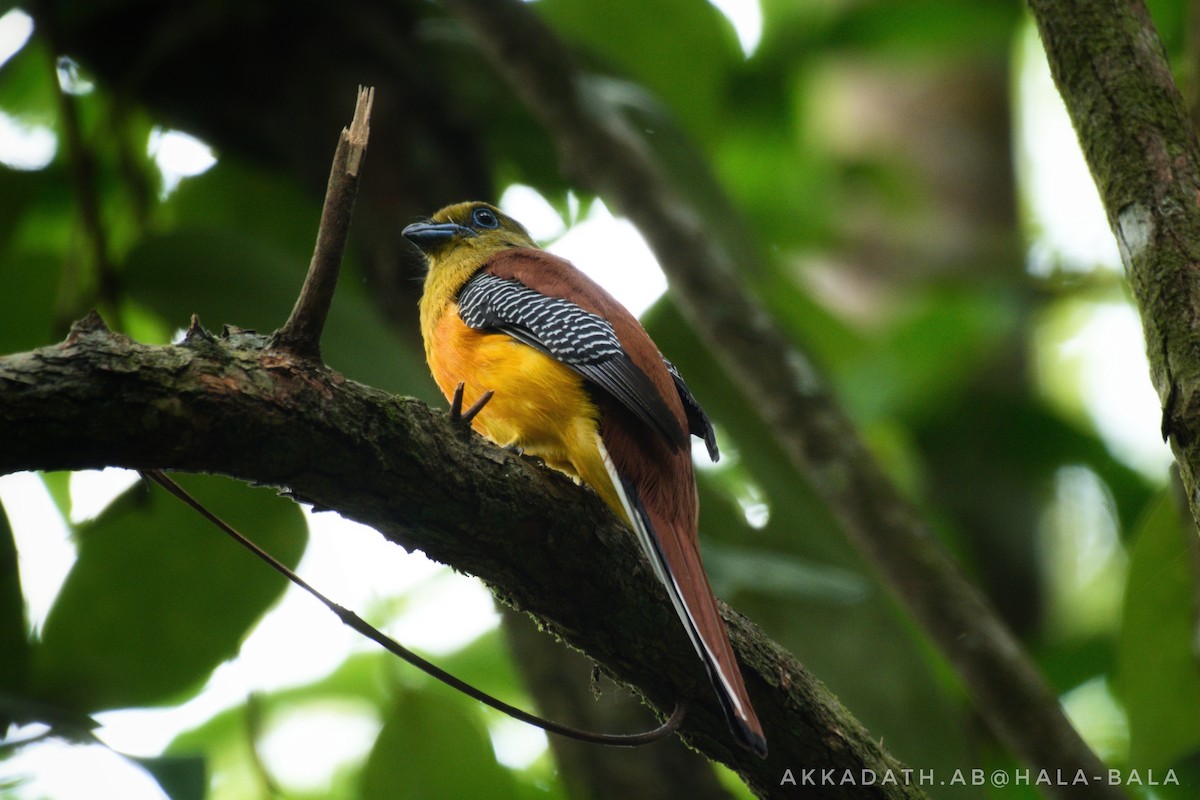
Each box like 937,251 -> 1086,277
1028,0 -> 1200,525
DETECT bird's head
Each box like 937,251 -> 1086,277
403,202 -> 536,267
407,201 -> 539,333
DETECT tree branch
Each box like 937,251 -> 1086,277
439,0 -> 1121,793
0,313 -> 923,799
271,86 -> 374,360
1027,1 -> 1200,534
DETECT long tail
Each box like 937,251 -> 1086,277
600,444 -> 768,757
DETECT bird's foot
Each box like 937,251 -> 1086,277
449,382 -> 494,426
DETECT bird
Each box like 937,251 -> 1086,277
403,201 -> 767,757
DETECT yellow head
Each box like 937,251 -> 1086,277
404,201 -> 536,260
405,202 -> 538,342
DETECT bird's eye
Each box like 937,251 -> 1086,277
472,207 -> 500,229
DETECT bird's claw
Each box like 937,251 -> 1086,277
449,382 -> 494,426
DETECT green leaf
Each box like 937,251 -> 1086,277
359,685 -> 519,800
0,496 -> 29,711
0,33 -> 58,132
30,475 -> 306,712
128,754 -> 207,800
38,470 -> 73,521
1116,493 -> 1200,769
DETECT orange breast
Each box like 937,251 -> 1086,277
426,307 -> 625,516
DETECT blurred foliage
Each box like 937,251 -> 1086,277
1116,495 -> 1200,771
0,0 -> 1196,798
30,476 -> 306,712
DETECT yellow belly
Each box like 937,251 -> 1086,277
426,309 -> 625,518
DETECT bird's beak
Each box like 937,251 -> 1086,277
402,221 -> 472,251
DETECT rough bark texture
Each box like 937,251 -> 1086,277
1029,0 -> 1200,537
272,86 -> 374,361
0,314 -> 923,800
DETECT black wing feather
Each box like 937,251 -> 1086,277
664,358 -> 719,462
458,271 -> 687,449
